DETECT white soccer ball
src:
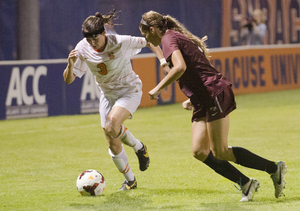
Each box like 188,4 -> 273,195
76,169 -> 105,196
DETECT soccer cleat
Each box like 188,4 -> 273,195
240,179 -> 260,202
270,161 -> 288,198
135,143 -> 150,171
118,177 -> 137,190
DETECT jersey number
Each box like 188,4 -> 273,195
97,63 -> 107,75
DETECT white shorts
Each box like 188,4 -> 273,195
99,87 -> 142,128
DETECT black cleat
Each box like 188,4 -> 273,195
135,143 -> 150,171
119,177 -> 137,190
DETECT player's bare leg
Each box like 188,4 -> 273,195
193,117 -> 256,201
105,106 -> 131,139
105,106 -> 149,171
207,116 -> 236,162
191,117 -> 211,162
104,106 -> 136,189
104,106 -> 148,190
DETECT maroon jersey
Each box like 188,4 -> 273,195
161,30 -> 231,105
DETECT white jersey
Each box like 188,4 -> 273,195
73,34 -> 147,95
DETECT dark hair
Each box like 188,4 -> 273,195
82,9 -> 117,36
140,11 -> 210,58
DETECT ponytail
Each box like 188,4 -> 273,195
95,9 -> 117,25
82,9 -> 117,37
164,15 -> 210,58
141,11 -> 211,58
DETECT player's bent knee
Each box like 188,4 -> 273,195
104,118 -> 121,138
104,120 -> 115,136
104,121 -> 112,134
192,150 -> 209,161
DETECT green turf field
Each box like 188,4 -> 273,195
1,89 -> 300,211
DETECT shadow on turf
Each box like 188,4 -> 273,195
70,188 -> 300,210
69,188 -> 226,210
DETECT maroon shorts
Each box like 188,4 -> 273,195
191,85 -> 236,122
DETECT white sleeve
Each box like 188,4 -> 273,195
73,42 -> 89,78
117,35 -> 147,58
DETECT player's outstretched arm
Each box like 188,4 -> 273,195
149,50 -> 186,100
63,50 -> 77,84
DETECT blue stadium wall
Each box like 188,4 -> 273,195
2,0 -> 299,61
0,0 -> 222,60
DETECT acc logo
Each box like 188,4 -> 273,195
6,66 -> 47,106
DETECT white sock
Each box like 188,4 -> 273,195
117,125 -> 143,152
108,146 -> 135,181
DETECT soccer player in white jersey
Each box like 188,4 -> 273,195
63,10 -> 157,190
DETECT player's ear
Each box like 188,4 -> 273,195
149,26 -> 155,34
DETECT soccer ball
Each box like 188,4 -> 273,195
76,169 -> 105,196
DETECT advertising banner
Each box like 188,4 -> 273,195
1,44 -> 299,120
1,61 -> 66,120
210,44 -> 300,94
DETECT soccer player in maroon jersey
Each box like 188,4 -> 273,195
139,10 -> 287,202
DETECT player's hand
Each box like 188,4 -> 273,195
162,65 -> 171,75
182,99 -> 193,110
68,50 -> 78,67
149,87 -> 160,100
